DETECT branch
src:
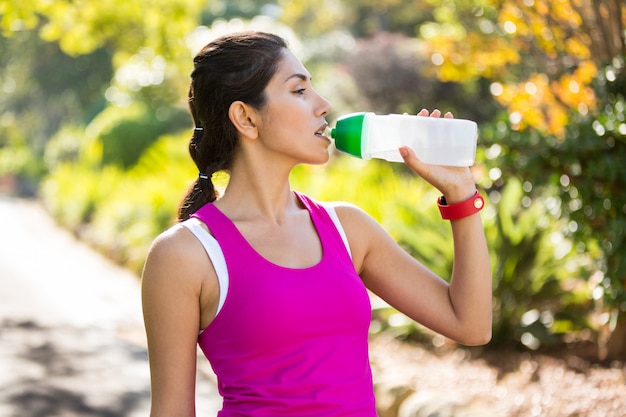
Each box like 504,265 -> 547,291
591,0 -> 616,60
611,0 -> 626,57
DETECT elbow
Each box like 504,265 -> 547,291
456,318 -> 493,346
446,328 -> 492,347
461,329 -> 492,346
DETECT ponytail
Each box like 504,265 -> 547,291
177,127 -> 218,221
177,175 -> 217,221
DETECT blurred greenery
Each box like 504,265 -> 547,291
1,0 -> 625,359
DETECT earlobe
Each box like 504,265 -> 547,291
228,101 -> 258,140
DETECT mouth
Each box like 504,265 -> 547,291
315,123 -> 329,140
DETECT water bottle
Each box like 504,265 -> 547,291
328,112 -> 478,166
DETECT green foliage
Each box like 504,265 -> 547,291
292,155 -> 591,348
480,60 -> 626,331
563,101 -> 626,311
43,131 -> 195,273
342,34 -> 498,120
201,0 -> 279,23
43,125 -> 87,169
4,0 -> 625,355
42,163 -> 123,230
278,0 -> 434,38
2,0 -> 204,63
41,132 -> 115,229
0,121 -> 40,177
0,30 -> 112,187
85,133 -> 195,271
484,178 -> 591,348
86,102 -> 188,169
0,31 -> 112,140
42,128 -> 596,347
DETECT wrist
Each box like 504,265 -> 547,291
438,189 -> 485,220
441,181 -> 478,204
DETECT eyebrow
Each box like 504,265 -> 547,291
284,73 -> 311,83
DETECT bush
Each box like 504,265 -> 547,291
84,133 -> 196,272
86,102 -> 188,169
42,129 -> 195,273
42,134 -> 596,350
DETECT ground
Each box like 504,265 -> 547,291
0,196 -> 624,417
369,334 -> 625,417
0,196 -> 220,417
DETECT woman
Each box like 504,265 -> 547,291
141,31 -> 491,417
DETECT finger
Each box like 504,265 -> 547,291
430,109 -> 441,118
444,111 -> 454,119
399,146 -> 417,162
399,146 -> 424,171
417,109 -> 429,117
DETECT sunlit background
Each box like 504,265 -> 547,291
1,1 -> 625,416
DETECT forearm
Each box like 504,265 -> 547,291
447,211 -> 492,345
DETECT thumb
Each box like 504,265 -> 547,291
399,146 -> 421,166
400,146 -> 435,180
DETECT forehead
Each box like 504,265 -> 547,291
274,49 -> 310,81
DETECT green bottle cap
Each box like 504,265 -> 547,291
330,112 -> 366,158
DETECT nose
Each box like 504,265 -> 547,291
316,91 -> 332,117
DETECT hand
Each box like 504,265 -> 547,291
399,109 -> 476,203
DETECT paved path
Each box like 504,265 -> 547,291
0,196 -> 221,417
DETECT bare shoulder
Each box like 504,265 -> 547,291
148,222 -> 203,257
142,222 -> 214,290
322,201 -> 391,272
324,200 -> 382,233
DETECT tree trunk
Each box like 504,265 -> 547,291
604,312 -> 626,361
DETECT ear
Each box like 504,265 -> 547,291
228,101 -> 259,140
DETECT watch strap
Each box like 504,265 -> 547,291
437,190 -> 485,220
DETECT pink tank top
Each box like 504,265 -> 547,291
192,192 -> 376,417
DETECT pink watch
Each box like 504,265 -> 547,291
437,190 -> 485,220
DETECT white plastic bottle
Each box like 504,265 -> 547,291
329,112 -> 478,166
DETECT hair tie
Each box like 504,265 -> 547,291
198,172 -> 210,191
192,126 -> 204,143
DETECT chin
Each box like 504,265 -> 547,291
312,150 -> 331,165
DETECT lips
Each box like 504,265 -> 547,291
315,122 -> 329,138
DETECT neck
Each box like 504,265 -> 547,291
214,153 -> 300,223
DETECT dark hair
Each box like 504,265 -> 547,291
178,31 -> 288,221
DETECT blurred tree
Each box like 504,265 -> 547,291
424,0 -> 626,358
280,0 -> 626,357
484,177 -> 592,348
0,29 -> 112,193
343,32 -> 499,121
1,0 -> 204,64
278,0 -> 433,38
88,102 -> 189,168
0,0 -> 205,187
421,0 -> 624,136
276,0 -> 502,124
3,0 -> 623,358
200,0 -> 280,23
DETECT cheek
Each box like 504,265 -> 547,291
265,109 -> 302,135
260,95 -> 309,139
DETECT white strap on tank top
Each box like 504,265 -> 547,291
181,204 -> 351,318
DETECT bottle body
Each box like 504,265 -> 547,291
331,112 -> 478,167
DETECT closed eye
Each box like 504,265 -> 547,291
293,88 -> 306,95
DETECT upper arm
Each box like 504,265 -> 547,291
141,226 -> 217,417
